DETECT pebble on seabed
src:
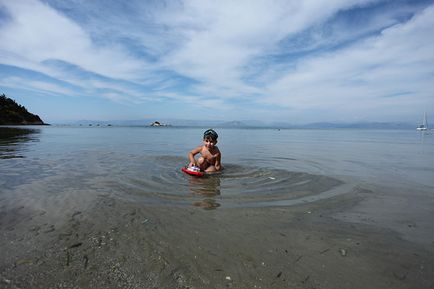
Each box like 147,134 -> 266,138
339,248 -> 347,257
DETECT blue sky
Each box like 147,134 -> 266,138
1,0 -> 433,124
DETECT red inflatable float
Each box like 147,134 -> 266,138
181,166 -> 204,177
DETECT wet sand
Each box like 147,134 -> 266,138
1,182 -> 434,289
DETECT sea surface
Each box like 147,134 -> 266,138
1,126 -> 433,211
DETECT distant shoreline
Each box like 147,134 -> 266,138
40,122 -> 417,130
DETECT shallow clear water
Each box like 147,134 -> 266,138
1,126 -> 433,210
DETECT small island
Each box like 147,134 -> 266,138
149,121 -> 170,127
0,94 -> 46,125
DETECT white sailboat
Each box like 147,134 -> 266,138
416,112 -> 428,131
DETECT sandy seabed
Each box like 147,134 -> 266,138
1,182 -> 434,289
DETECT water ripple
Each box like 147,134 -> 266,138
110,155 -> 347,208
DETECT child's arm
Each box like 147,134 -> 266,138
188,146 -> 202,167
214,152 -> 222,171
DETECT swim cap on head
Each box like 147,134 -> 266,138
203,129 -> 218,140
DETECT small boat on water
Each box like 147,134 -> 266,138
416,112 -> 429,131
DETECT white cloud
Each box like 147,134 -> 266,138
158,0 -> 378,97
1,0 -> 433,122
0,0 -> 146,79
0,76 -> 74,95
262,5 -> 434,122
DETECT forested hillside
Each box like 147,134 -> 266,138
0,94 -> 45,125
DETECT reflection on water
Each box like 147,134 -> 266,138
109,156 -> 345,210
193,198 -> 221,210
187,174 -> 221,209
4,127 -> 432,211
419,130 -> 432,144
0,127 -> 41,159
0,126 -> 349,211
187,174 -> 221,196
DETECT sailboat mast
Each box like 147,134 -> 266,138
417,112 -> 428,131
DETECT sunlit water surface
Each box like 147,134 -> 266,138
1,126 -> 433,210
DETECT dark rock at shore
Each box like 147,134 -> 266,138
0,94 -> 46,125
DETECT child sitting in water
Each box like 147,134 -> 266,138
188,129 -> 222,172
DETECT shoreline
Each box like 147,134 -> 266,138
1,182 -> 433,288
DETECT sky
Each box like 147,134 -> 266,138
1,0 -> 434,124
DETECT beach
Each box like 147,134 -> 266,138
1,126 -> 434,288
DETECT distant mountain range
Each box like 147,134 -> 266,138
63,118 -> 415,129
216,121 -> 414,129
0,93 -> 418,129
0,94 -> 46,125
290,122 -> 415,129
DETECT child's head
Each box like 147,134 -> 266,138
203,129 -> 218,143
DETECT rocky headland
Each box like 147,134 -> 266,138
0,94 -> 46,125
